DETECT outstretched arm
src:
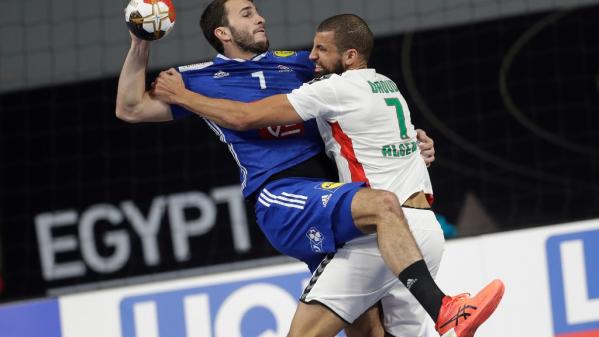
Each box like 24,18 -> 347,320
152,68 -> 303,130
115,33 -> 173,123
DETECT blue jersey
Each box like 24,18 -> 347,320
170,51 -> 322,197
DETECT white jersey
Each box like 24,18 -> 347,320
287,69 -> 432,204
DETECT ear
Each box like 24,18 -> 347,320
343,49 -> 359,66
214,26 -> 231,43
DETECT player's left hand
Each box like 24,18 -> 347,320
152,68 -> 185,104
416,129 -> 435,167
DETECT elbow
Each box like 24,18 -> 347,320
231,118 -> 253,131
115,104 -> 141,123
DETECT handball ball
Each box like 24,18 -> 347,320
125,0 -> 176,41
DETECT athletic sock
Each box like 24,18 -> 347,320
397,259 -> 445,321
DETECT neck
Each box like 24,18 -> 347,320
346,60 -> 368,71
223,46 -> 259,60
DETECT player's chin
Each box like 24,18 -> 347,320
254,32 -> 268,42
254,39 -> 270,53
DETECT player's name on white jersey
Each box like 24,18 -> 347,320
381,141 -> 419,158
368,80 -> 400,94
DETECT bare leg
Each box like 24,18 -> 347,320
351,188 -> 423,276
345,303 -> 385,337
287,302 -> 347,337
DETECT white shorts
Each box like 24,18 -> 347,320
300,208 -> 445,337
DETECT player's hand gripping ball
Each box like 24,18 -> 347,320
125,0 -> 176,41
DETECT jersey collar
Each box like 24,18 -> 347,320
214,52 -> 268,64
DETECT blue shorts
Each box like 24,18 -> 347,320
254,177 -> 365,272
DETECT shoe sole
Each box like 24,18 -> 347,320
442,280 -> 505,337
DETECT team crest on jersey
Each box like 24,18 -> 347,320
273,50 -> 296,57
307,227 -> 324,252
315,182 -> 345,193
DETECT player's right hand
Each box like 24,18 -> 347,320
152,68 -> 185,104
129,31 -> 150,46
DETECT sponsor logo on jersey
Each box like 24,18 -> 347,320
314,182 -> 345,193
321,194 -> 332,207
273,51 -> 296,57
277,65 -> 293,73
258,124 -> 305,139
213,70 -> 230,79
306,227 -> 324,252
178,61 -> 213,72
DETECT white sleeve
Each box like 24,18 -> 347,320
286,77 -> 341,122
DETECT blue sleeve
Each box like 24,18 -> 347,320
169,71 -> 194,120
295,51 -> 316,83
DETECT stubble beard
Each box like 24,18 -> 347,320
230,26 -> 269,55
316,59 -> 345,77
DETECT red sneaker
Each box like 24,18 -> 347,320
435,279 -> 505,337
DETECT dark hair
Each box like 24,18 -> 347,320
317,14 -> 374,62
200,0 -> 249,54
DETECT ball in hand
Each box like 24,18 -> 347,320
125,0 -> 176,41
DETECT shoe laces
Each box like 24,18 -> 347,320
447,293 -> 470,303
452,293 -> 470,300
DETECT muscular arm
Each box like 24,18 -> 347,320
115,34 -> 173,123
151,67 -> 437,168
153,69 -> 303,130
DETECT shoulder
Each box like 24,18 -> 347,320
177,61 -> 214,73
306,74 -> 337,85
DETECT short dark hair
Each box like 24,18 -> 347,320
200,0 -> 253,54
317,14 -> 374,62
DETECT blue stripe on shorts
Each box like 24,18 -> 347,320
254,177 -> 365,272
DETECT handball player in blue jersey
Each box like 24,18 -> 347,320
116,1 -> 441,336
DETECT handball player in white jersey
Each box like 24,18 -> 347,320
153,13 -> 504,337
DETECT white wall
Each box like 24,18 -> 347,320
1,218 -> 598,336
2,0 -> 598,93
435,219 -> 599,337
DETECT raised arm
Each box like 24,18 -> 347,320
115,33 -> 173,123
152,68 -> 303,130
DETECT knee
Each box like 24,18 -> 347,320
351,189 -> 404,234
369,191 -> 406,232
372,190 -> 402,214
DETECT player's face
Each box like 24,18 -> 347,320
309,31 -> 345,77
225,0 -> 269,54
